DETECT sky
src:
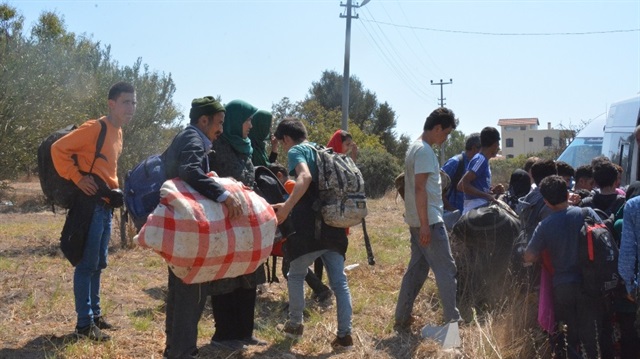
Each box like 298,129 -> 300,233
12,0 -> 640,139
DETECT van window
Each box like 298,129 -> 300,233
556,137 -> 603,170
602,132 -> 633,184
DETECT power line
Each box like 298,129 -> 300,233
358,8 -> 434,99
361,19 -> 640,36
357,18 -> 432,101
396,1 -> 443,77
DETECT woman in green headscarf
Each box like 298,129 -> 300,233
208,99 -> 268,349
210,99 -> 258,187
248,110 -> 278,167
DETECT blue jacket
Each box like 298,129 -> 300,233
618,196 -> 640,294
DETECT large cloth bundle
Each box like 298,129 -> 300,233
135,174 -> 277,284
451,201 -> 521,310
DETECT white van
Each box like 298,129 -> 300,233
557,115 -> 606,170
601,94 -> 640,186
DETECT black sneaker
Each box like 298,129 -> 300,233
75,323 -> 111,341
312,288 -> 334,305
282,321 -> 304,339
94,316 -> 114,330
393,315 -> 415,333
331,334 -> 353,350
163,347 -> 198,359
210,339 -> 247,351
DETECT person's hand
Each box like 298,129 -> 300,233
77,175 -> 98,196
350,141 -> 358,154
270,135 -> 279,152
568,192 -> 581,205
419,225 -> 431,246
273,203 -> 290,224
491,183 -> 505,195
223,194 -> 243,219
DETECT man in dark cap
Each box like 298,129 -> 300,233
162,96 -> 243,359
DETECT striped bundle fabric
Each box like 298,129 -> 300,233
135,173 -> 277,284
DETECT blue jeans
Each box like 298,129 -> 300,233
288,250 -> 352,337
74,204 -> 111,328
395,224 -> 461,324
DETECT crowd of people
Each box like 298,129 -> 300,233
51,81 -> 640,358
442,123 -> 640,358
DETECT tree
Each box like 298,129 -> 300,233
436,129 -> 467,161
0,8 -> 181,181
305,70 -> 410,162
306,70 -> 377,130
357,147 -> 402,198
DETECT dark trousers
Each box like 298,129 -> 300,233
211,287 -> 257,341
553,283 -> 604,359
165,268 -> 208,359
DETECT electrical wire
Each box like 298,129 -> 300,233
361,19 -> 640,36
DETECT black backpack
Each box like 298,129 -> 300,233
580,194 -> 626,244
446,154 -> 465,198
578,207 -> 621,297
37,121 -> 107,210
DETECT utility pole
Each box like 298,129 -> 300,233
340,0 -> 370,131
431,79 -> 453,164
430,78 -> 453,107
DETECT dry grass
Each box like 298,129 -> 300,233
0,182 -> 551,358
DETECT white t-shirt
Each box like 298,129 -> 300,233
403,140 -> 444,227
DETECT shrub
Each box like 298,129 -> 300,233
357,148 -> 402,199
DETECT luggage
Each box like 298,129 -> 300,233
135,174 -> 277,284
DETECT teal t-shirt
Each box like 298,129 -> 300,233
287,142 -> 318,180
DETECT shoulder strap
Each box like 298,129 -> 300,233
88,120 -> 108,174
449,154 -> 466,193
605,195 -> 626,216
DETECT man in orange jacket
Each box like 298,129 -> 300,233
52,82 -> 136,341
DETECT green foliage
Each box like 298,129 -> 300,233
357,147 -> 402,199
307,70 -> 378,129
489,155 -> 528,186
303,70 -> 407,161
0,7 -> 181,182
270,97 -> 385,170
434,129 -> 466,161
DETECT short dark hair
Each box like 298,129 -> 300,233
591,155 -> 610,168
274,118 -> 307,143
574,165 -> 593,181
267,163 -> 288,178
523,156 -> 540,173
465,133 -> 481,151
480,127 -> 500,148
531,159 -> 557,186
592,160 -> 618,188
539,175 -> 569,206
555,161 -> 575,178
423,107 -> 458,131
108,82 -> 135,100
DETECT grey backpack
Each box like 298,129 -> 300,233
307,144 -> 367,228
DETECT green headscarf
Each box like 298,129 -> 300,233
221,99 -> 258,155
248,110 -> 273,166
